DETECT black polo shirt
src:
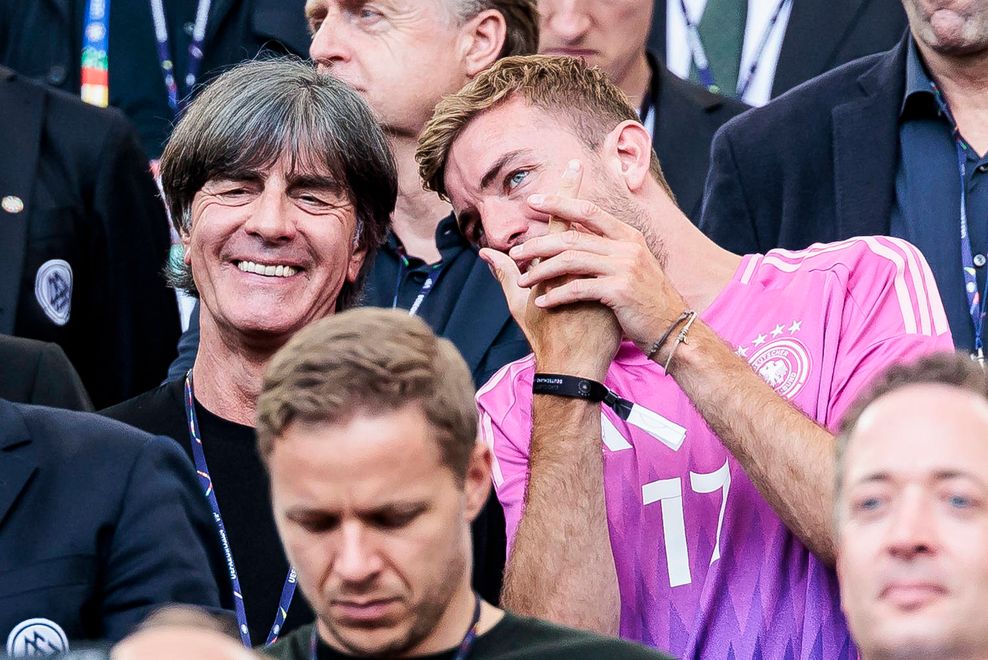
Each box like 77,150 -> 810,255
362,214 -> 476,336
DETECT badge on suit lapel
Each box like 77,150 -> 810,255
1,196 -> 24,214
34,260 -> 73,326
6,617 -> 69,656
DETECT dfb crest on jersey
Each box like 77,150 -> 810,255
34,259 -> 73,326
735,321 -> 811,400
5,618 -> 69,656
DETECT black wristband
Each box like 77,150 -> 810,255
532,373 -> 608,402
533,373 -> 635,421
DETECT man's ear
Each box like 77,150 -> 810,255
602,119 -> 653,192
460,9 -> 507,78
346,242 -> 368,283
464,440 -> 493,523
180,226 -> 193,265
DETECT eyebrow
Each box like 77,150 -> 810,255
479,149 -> 530,191
304,0 -> 325,23
286,173 -> 344,195
286,500 -> 428,520
853,470 -> 985,486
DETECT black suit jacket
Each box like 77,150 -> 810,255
648,0 -> 906,98
648,55 -> 749,221
0,335 -> 91,410
698,35 -> 906,255
0,399 -> 224,648
0,67 -> 180,409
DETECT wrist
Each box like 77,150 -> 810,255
534,356 -> 609,382
656,318 -> 713,375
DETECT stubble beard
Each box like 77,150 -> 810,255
321,551 -> 467,657
591,183 -> 669,270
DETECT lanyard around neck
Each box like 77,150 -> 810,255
392,254 -> 444,317
150,0 -> 212,115
81,0 -> 111,106
930,82 -> 987,361
184,371 -> 298,647
81,0 -> 212,114
308,593 -> 482,660
678,0 -> 790,98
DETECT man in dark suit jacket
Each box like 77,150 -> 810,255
0,0 -> 310,158
699,0 -> 988,352
644,54 -> 748,222
649,0 -> 906,103
698,40 -> 907,257
0,398 -> 224,652
0,67 -> 180,409
539,1 -> 748,222
0,335 -> 91,411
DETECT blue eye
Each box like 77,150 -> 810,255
949,495 -> 971,508
508,170 -> 529,189
859,497 -> 881,510
852,495 -> 884,514
357,6 -> 383,22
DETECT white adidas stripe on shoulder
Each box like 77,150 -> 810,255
890,237 -> 949,336
752,236 -> 946,337
479,411 -> 506,488
476,352 -> 535,400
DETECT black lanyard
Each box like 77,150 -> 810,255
150,0 -> 211,115
392,254 -> 444,317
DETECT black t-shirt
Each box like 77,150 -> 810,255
362,215 -> 471,339
102,379 -> 313,643
263,614 -> 675,660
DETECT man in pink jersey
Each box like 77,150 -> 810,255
415,55 -> 953,658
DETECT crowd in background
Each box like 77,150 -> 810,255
1,0 -> 987,658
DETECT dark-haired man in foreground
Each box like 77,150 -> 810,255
258,308 -> 671,659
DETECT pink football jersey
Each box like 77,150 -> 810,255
478,237 -> 953,659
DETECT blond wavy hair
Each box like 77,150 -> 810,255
416,55 -> 671,201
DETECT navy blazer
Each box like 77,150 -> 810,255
698,34 -> 908,255
0,67 -> 180,409
0,400 -> 224,649
648,56 -> 749,222
0,336 -> 91,410
648,0 -> 907,99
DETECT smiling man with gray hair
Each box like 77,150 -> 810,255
103,57 -> 397,647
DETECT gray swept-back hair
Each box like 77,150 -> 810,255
160,57 -> 397,311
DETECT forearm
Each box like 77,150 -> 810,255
665,323 -> 837,565
502,395 -> 620,634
